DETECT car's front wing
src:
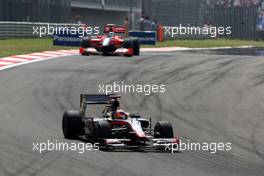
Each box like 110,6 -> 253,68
100,137 -> 179,151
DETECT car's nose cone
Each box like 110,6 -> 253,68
102,38 -> 111,46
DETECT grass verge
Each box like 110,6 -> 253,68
0,38 -> 75,58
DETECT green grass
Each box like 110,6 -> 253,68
1,38 -> 264,58
0,38 -> 75,58
146,39 -> 264,48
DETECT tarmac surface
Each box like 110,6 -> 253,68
0,50 -> 264,176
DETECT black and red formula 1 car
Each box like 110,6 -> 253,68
62,94 -> 179,151
79,24 -> 140,57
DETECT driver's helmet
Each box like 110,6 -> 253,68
110,98 -> 119,112
113,109 -> 128,119
108,31 -> 115,38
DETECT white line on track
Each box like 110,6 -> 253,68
140,46 -> 254,52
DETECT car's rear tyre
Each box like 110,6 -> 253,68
93,120 -> 112,141
123,37 -> 140,56
81,37 -> 91,48
62,111 -> 83,139
154,121 -> 174,138
80,38 -> 91,55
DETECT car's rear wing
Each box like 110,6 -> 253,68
80,94 -> 121,114
104,24 -> 126,33
81,94 -> 110,105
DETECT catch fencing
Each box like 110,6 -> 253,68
205,6 -> 260,39
143,0 -> 206,27
72,0 -> 141,10
143,0 -> 264,40
143,0 -> 208,39
0,0 -> 71,23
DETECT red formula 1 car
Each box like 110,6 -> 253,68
62,94 -> 179,151
79,24 -> 140,57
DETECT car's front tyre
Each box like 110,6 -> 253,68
62,111 -> 83,139
93,120 -> 112,140
123,37 -> 140,56
154,121 -> 174,138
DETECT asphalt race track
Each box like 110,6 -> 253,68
0,51 -> 264,176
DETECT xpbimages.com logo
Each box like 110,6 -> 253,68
98,82 -> 166,96
32,140 -> 99,154
32,24 -> 100,37
164,24 -> 232,38
165,140 -> 232,154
